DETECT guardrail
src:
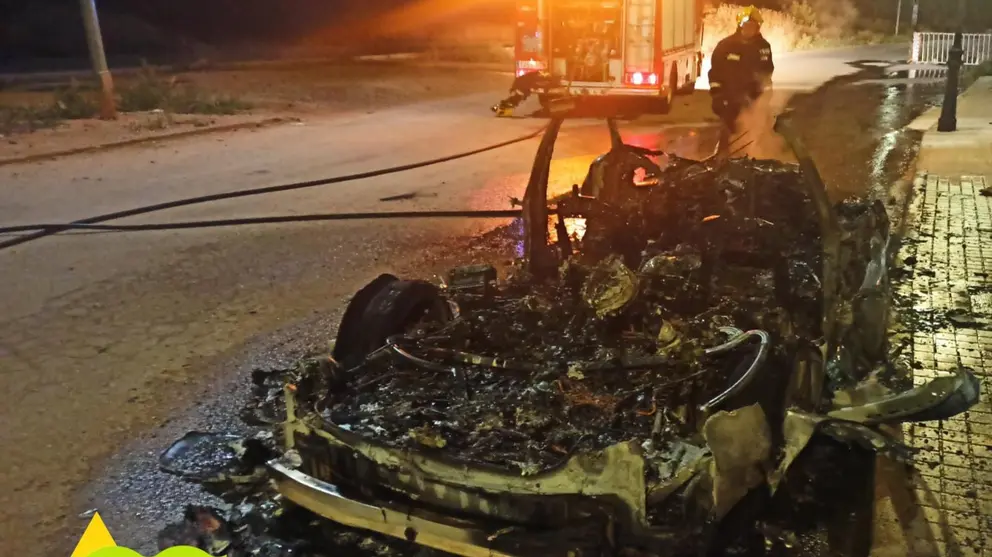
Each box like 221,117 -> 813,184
911,32 -> 992,65
907,67 -> 947,80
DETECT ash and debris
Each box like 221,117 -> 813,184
67,59 -> 951,557
318,157 -> 872,474
158,497 -> 444,557
149,113 -> 976,555
157,426 -> 447,557
154,154 -> 894,556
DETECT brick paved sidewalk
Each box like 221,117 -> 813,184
873,175 -> 992,557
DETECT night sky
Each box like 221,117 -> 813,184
1,0 -> 989,69
0,0 -> 512,67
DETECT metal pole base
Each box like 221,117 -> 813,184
97,70 -> 117,120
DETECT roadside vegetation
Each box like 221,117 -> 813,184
117,64 -> 250,113
703,1 -> 904,55
0,64 -> 249,136
423,23 -> 514,64
962,59 -> 992,88
426,43 -> 513,64
0,83 -> 98,135
969,60 -> 992,78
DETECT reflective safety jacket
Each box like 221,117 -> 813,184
708,32 -> 774,102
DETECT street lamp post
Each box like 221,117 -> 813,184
937,0 -> 967,132
79,0 -> 117,119
937,33 -> 964,132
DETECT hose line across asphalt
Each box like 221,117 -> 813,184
0,124 -> 549,251
0,210 -> 537,234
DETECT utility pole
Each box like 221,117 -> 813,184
895,0 -> 903,35
79,0 -> 117,119
911,0 -> 920,29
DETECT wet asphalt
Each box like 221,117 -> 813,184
0,46 -> 947,557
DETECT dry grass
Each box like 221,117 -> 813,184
0,59 -> 511,140
117,64 -> 251,115
426,42 -> 514,64
962,59 -> 992,89
181,62 -> 510,113
702,1 -> 884,55
970,60 -> 992,78
424,24 -> 514,63
0,82 -> 99,135
703,4 -> 808,54
0,66 -> 251,136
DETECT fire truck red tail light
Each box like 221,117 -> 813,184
626,72 -> 658,86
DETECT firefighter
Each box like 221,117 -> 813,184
492,71 -> 547,117
492,71 -> 565,117
708,6 -> 775,160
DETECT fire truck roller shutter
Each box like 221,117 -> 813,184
674,0 -> 686,45
662,0 -> 675,51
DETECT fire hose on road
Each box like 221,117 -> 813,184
0,210 -> 534,234
0,124 -> 553,251
0,125 -> 753,251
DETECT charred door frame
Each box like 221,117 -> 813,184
520,114 -> 880,414
522,116 -> 564,274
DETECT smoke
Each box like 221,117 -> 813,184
702,1 -> 860,55
702,5 -> 806,55
735,90 -> 793,162
787,0 -> 859,41
699,1 -> 864,162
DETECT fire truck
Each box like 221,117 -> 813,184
514,0 -> 704,112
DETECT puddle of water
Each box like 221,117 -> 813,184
833,77 -> 944,200
869,87 -> 904,188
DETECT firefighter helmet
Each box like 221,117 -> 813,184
737,6 -> 763,27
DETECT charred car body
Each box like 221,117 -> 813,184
161,116 -> 980,557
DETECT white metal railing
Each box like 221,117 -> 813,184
911,32 -> 992,65
906,67 -> 947,80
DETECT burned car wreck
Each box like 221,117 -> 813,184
160,116 -> 981,557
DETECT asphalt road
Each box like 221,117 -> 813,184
0,43 -> 930,557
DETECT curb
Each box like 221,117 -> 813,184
0,117 -> 295,167
868,171 -> 924,557
892,171 -> 928,244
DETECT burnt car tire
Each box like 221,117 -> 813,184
334,276 -> 452,369
667,65 -> 678,106
679,78 -> 697,95
645,96 -> 671,116
333,274 -> 398,366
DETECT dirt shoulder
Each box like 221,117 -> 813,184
0,113 -> 293,165
174,61 -> 509,113
0,61 -> 510,163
